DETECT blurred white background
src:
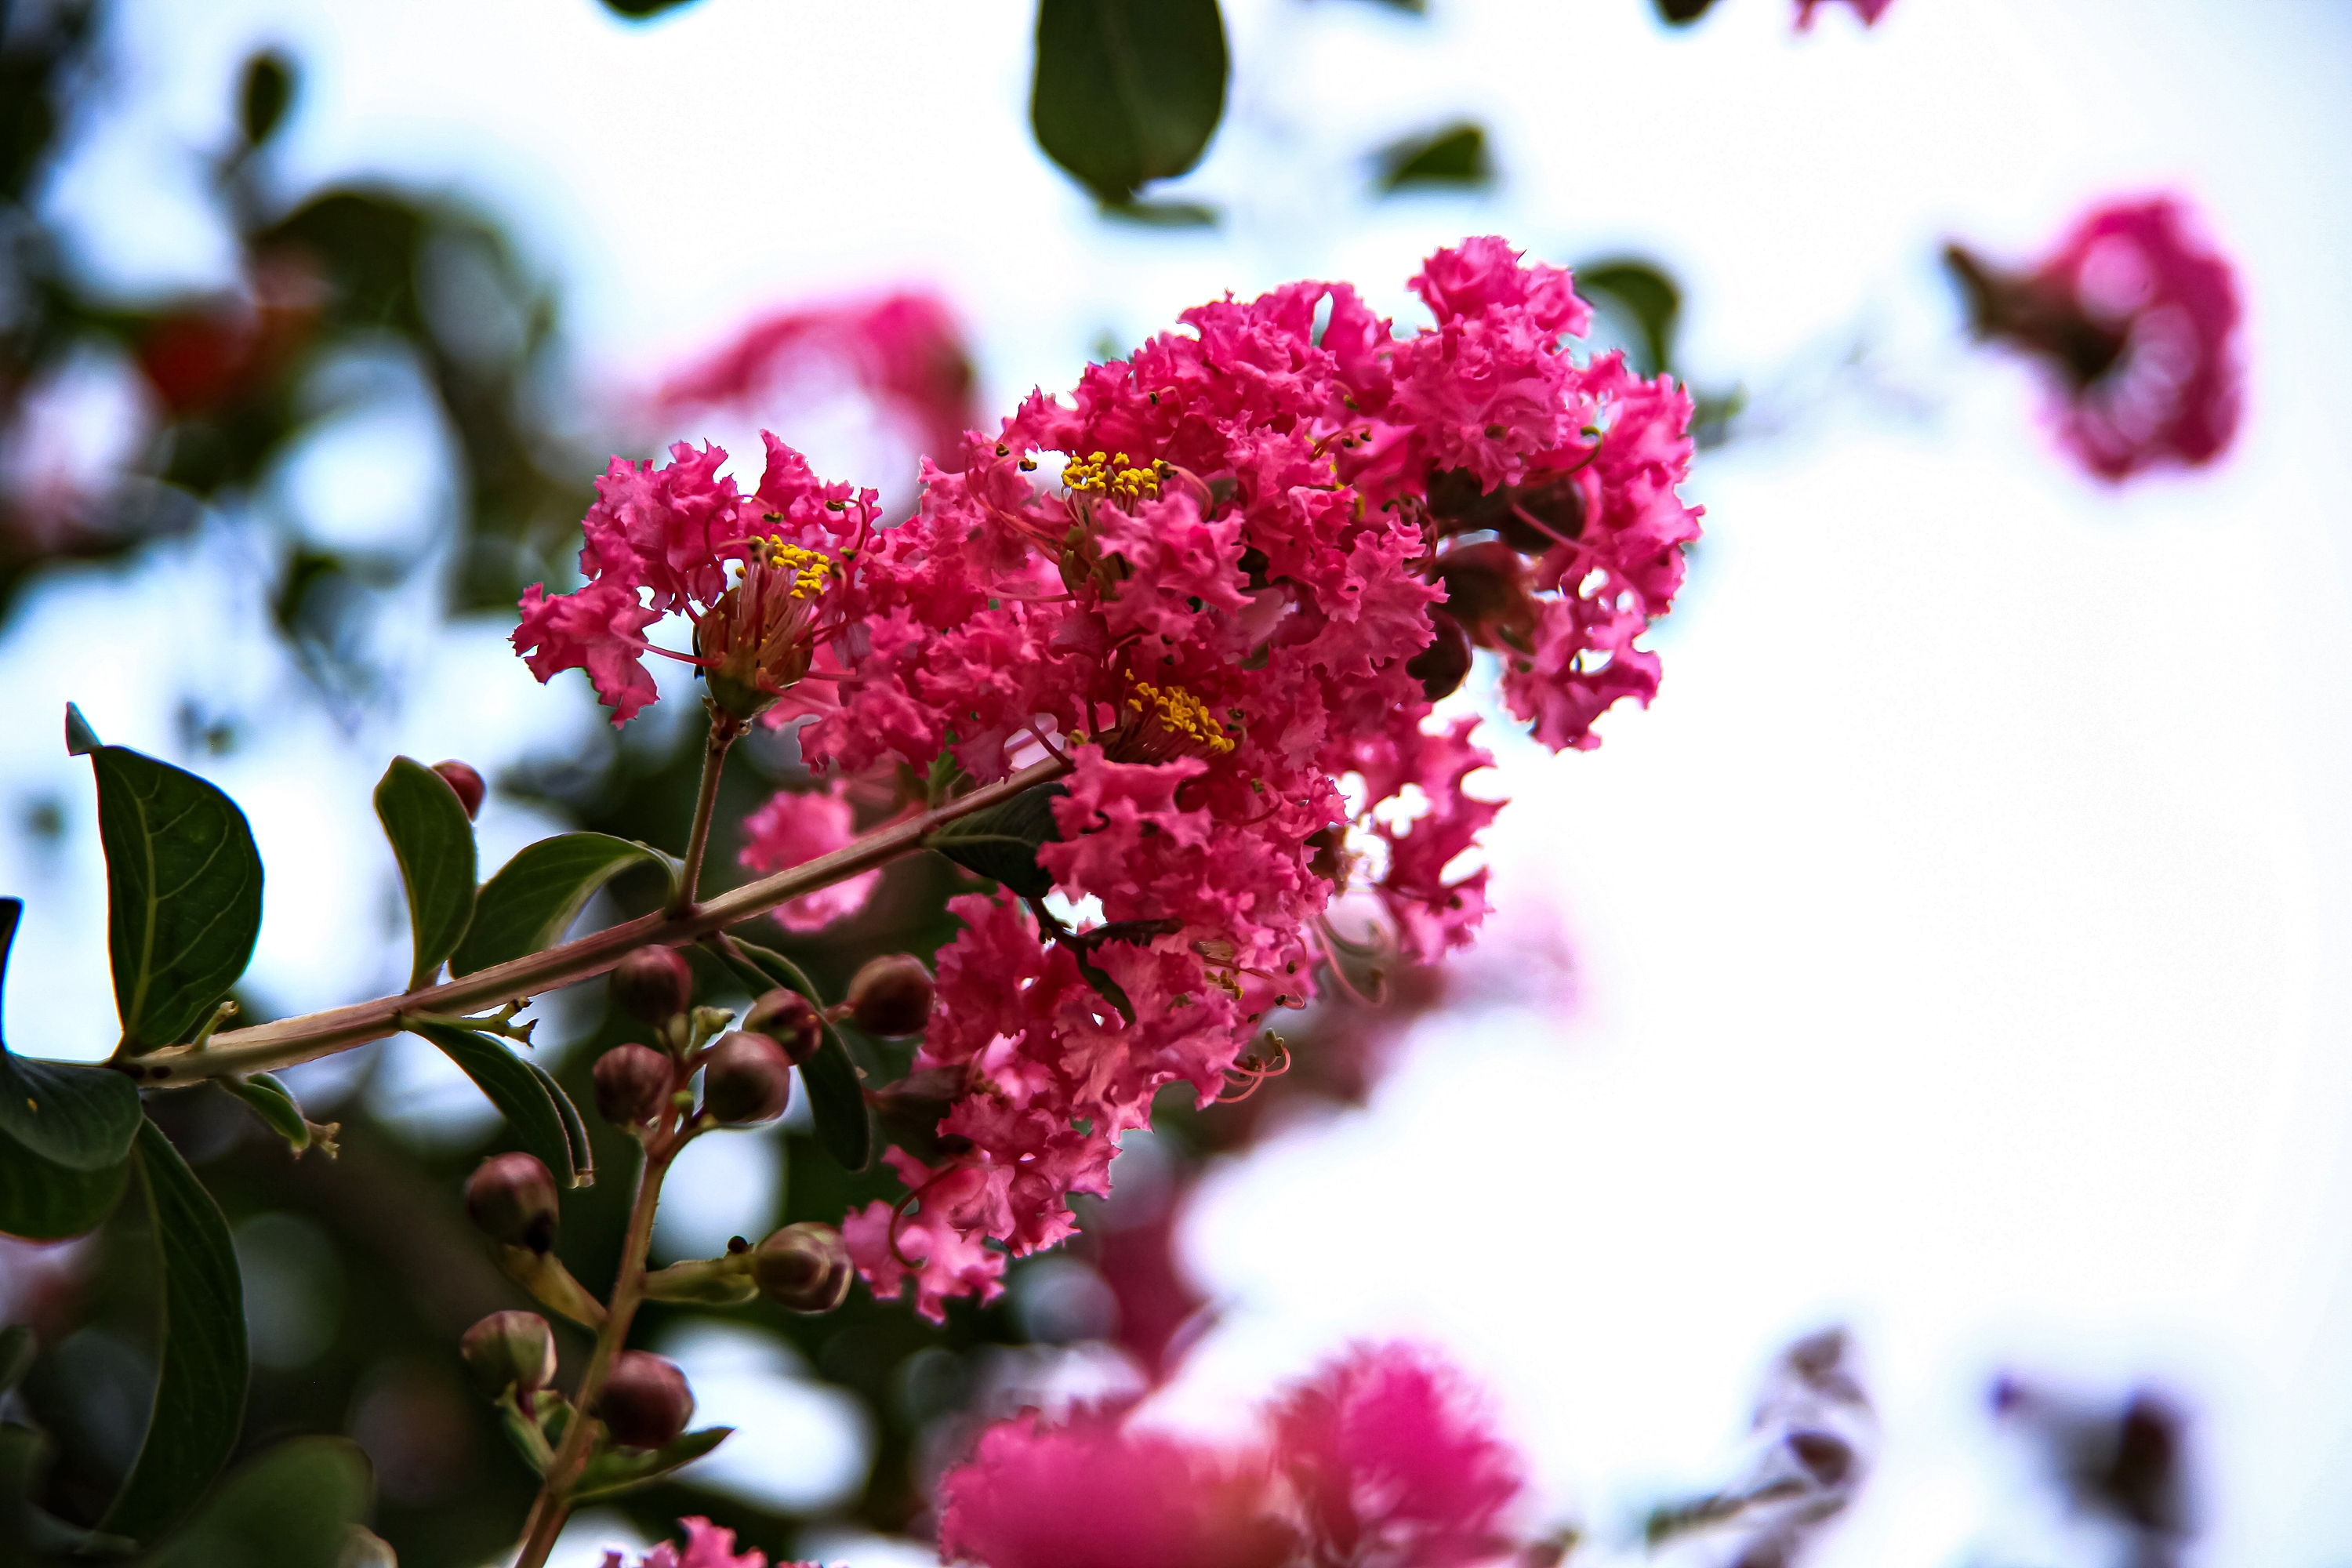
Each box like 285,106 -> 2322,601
5,0 -> 2351,1563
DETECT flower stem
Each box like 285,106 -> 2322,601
514,1126 -> 680,1568
120,755 -> 1073,1087
671,706 -> 745,916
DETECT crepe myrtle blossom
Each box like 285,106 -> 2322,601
601,1516 -> 807,1568
737,777 -> 880,931
937,1341 -> 1527,1568
516,238 -> 1700,1319
1947,197 -> 2243,482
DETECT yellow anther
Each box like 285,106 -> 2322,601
1125,680 -> 1236,754
757,537 -> 836,599
1063,448 -> 1163,506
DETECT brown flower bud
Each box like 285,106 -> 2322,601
1404,608 -> 1472,702
596,1350 -> 693,1449
744,987 -> 822,1065
465,1152 -> 559,1253
701,1032 -> 793,1125
431,759 -> 487,820
1432,541 -> 1534,649
751,1222 -> 855,1314
848,954 -> 935,1037
611,946 -> 694,1024
593,1044 -> 673,1127
459,1309 -> 556,1399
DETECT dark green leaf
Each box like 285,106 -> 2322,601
522,1058 -> 593,1188
1070,947 -> 1136,1026
0,898 -> 141,1169
1578,259 -> 1683,379
408,1021 -> 580,1186
64,702 -> 100,756
0,1128 -> 129,1240
573,1425 -> 731,1501
101,1120 -> 248,1543
1101,198 -> 1220,228
151,1436 -> 371,1568
1375,122 -> 1493,194
373,757 -> 479,989
926,784 -> 1066,899
709,938 -> 871,1171
601,0 -> 700,15
223,1073 -> 308,1152
1033,0 -> 1228,207
85,745 -> 264,1051
1654,0 -> 1722,23
0,1421 -> 136,1559
449,834 -> 666,977
238,52 -> 295,147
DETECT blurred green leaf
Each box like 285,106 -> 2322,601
237,52 -> 295,147
710,937 -> 872,1172
1375,121 -> 1493,194
100,1121 -> 247,1543
927,783 -> 1065,900
573,1425 -> 731,1501
0,1133 -> 129,1240
1578,259 -> 1683,379
82,739 -> 264,1052
1101,198 -> 1220,228
221,1073 -> 308,1153
0,899 -> 141,1170
600,0 -> 701,16
373,757 -> 479,989
63,703 -> 100,757
449,833 -> 666,976
1654,0 -> 1724,23
523,1056 -> 593,1187
151,1436 -> 372,1568
1,1419 -> 138,1561
1033,0 -> 1228,208
0,1327 -> 30,1393
409,1022 -> 583,1187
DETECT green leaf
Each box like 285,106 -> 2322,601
238,52 -> 295,147
151,1436 -> 372,1568
64,702 -> 101,756
1653,0 -> 1722,23
222,1073 -> 308,1153
101,1120 -> 248,1543
0,1129 -> 130,1240
0,898 -> 140,1170
1033,0 -> 1228,208
522,1058 -> 593,1189
707,938 -> 871,1171
83,741 -> 264,1051
1578,259 -> 1683,379
0,1325 -> 32,1393
408,1021 -> 580,1186
1374,122 -> 1493,194
926,784 -> 1066,899
601,0 -> 699,15
449,834 -> 666,977
374,757 -> 480,990
573,1425 -> 731,1501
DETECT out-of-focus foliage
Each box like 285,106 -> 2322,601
1374,122 -> 1494,194
1030,0 -> 1229,212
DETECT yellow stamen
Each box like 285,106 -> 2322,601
1126,679 -> 1236,754
1063,449 -> 1162,506
757,537 -> 835,599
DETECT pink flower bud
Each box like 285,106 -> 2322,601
752,1221 -> 854,1314
1404,609 -> 1472,702
701,1032 -> 792,1125
431,759 -> 487,820
848,954 -> 934,1038
465,1152 -> 559,1252
743,987 -> 822,1065
593,1044 -> 673,1127
459,1309 -> 556,1398
597,1350 -> 693,1449
611,947 -> 694,1023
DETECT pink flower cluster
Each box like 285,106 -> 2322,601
517,239 -> 1700,1319
937,1342 -> 1527,1568
601,1516 -> 806,1568
1795,0 -> 1895,26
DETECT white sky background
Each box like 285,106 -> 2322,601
9,0 -> 2352,1563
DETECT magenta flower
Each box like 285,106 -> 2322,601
600,1515 -> 804,1568
1795,0 -> 1895,25
1949,197 -> 2244,481
736,778 -> 880,932
935,1342 -> 1526,1568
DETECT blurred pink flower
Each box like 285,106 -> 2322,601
737,777 -> 880,931
656,292 -> 978,470
1950,197 -> 2243,481
1796,0 -> 1895,24
601,1515 -> 806,1568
